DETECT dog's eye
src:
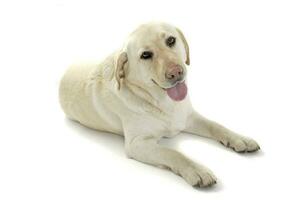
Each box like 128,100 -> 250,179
140,51 -> 153,59
166,36 -> 176,47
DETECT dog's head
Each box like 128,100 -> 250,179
115,22 -> 190,101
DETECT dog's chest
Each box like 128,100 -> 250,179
164,113 -> 187,137
156,100 -> 192,137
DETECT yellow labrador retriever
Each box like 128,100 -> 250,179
59,22 -> 260,187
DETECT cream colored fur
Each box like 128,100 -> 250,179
59,22 -> 260,187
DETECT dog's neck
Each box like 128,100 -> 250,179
121,79 -> 178,117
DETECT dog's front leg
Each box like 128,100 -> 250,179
124,134 -> 217,187
185,111 -> 260,152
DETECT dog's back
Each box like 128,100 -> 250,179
59,55 -> 124,134
59,63 -> 97,120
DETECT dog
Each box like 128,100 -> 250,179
59,22 -> 260,187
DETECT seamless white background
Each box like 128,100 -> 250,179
0,0 -> 300,199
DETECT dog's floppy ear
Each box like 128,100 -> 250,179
176,28 -> 190,65
115,52 -> 128,90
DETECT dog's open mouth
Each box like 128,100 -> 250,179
151,79 -> 187,101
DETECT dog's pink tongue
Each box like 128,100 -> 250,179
166,82 -> 187,101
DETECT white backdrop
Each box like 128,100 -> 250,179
0,0 -> 300,199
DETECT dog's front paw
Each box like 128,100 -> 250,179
220,134 -> 260,153
175,162 -> 217,187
